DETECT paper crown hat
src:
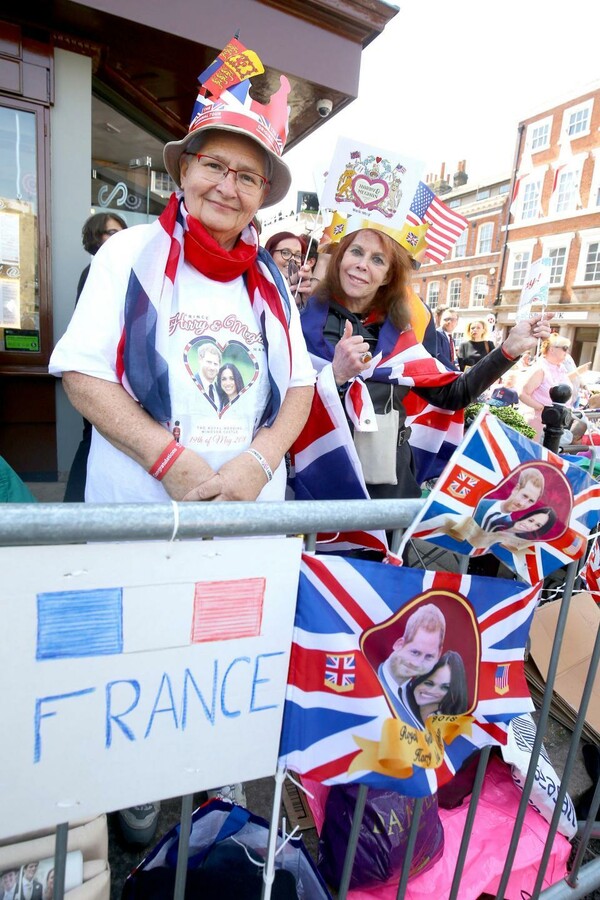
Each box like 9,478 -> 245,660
164,39 -> 292,208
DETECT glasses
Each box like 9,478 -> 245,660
183,153 -> 268,195
555,346 -> 569,352
274,248 -> 303,262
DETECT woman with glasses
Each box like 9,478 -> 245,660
50,68 -> 314,835
50,82 -> 314,509
520,334 -> 588,440
264,231 -> 318,308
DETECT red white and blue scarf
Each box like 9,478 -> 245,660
116,192 -> 292,426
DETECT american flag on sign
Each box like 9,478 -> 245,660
406,182 -> 469,263
495,664 -> 510,695
325,653 -> 356,692
280,554 -> 541,797
399,410 -> 600,585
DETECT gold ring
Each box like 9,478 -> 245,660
360,352 -> 372,364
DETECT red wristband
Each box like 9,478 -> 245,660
500,345 -> 518,361
148,439 -> 184,480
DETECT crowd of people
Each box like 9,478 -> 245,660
49,58 -> 586,847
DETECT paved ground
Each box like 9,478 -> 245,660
23,481 -> 599,898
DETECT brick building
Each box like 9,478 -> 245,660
418,82 -> 600,365
498,82 -> 600,368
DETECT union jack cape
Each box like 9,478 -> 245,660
290,297 -> 464,552
279,553 -> 541,797
399,410 -> 600,585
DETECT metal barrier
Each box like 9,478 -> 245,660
1,499 -> 599,900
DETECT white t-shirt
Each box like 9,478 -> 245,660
50,225 -> 314,502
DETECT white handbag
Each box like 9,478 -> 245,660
353,386 -> 399,485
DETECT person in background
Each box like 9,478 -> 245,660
264,231 -> 317,307
0,456 -> 37,503
457,319 -> 495,371
49,62 -> 314,843
63,212 -> 128,502
519,334 -> 589,440
434,305 -> 459,370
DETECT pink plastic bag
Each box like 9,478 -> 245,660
303,756 -> 571,900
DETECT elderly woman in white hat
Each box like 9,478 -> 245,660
50,72 -> 314,506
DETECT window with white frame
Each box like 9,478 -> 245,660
528,117 -> 552,151
521,180 -> 541,219
563,99 -> 593,138
510,250 -> 531,288
540,234 -> 573,287
548,246 -> 567,284
448,279 -> 461,307
453,227 -> 468,259
477,222 -> 493,254
552,166 -> 582,214
427,281 -> 440,309
583,241 -> 600,283
471,275 -> 488,307
574,230 -> 600,284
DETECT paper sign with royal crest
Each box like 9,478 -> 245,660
319,137 -> 424,230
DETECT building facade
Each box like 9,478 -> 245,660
415,167 -> 511,346
498,82 -> 600,368
417,84 -> 600,365
0,1 -> 397,480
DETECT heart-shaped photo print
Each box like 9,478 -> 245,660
183,338 -> 259,417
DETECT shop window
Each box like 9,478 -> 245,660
0,98 -> 50,365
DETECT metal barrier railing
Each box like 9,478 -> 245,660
1,499 -> 598,900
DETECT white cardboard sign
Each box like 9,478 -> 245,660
0,537 -> 302,840
319,136 -> 424,229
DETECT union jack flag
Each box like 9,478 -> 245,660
325,653 -> 356,692
279,554 -> 541,797
290,298 -> 465,553
399,410 -> 600,585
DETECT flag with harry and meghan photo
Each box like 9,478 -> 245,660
398,409 -> 600,585
279,553 -> 541,798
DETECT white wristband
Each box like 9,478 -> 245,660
243,448 -> 273,482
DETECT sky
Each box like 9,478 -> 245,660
273,0 -> 600,219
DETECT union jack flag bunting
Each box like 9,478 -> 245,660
398,410 -> 600,585
279,554 -> 541,797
